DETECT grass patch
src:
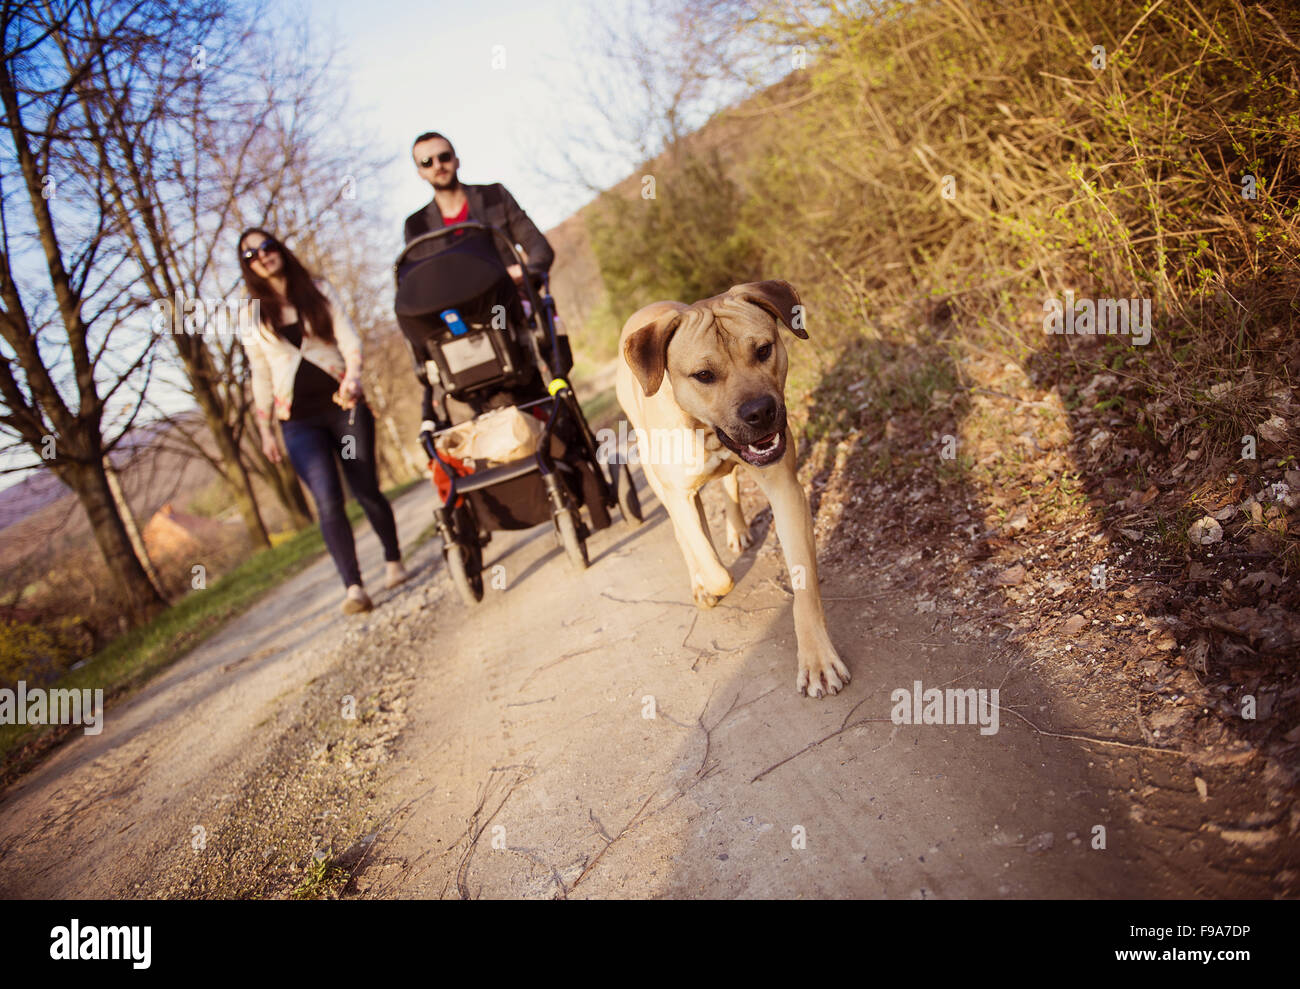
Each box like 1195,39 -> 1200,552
290,851 -> 350,900
580,385 -> 621,432
0,479 -> 423,778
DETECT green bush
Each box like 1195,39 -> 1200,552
0,620 -> 83,690
588,146 -> 762,316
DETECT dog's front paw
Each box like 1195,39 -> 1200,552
725,524 -> 753,555
693,585 -> 722,608
796,639 -> 851,699
691,570 -> 733,609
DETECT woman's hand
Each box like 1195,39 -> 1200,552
336,375 -> 363,409
506,264 -> 524,286
261,429 -> 282,465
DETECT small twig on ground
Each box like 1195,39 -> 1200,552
453,768 -> 532,900
751,716 -> 895,783
567,683 -> 778,892
518,646 -> 603,692
682,612 -> 699,649
601,591 -> 695,609
695,685 -> 777,778
568,789 -> 657,893
350,781 -> 442,897
1002,703 -> 1179,756
504,845 -> 570,898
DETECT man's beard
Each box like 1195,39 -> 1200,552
431,171 -> 460,192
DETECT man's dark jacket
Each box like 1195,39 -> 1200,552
403,182 -> 554,279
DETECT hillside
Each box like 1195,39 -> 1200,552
546,0 -> 1300,876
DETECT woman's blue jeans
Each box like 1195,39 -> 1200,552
280,403 -> 400,588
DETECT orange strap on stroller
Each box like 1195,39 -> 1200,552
428,453 -> 471,507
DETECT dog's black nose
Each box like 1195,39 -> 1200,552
738,394 -> 777,431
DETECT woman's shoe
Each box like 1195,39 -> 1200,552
341,585 -> 374,614
385,561 -> 409,590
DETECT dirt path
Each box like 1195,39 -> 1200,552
0,485 -> 439,898
0,473 -> 1276,898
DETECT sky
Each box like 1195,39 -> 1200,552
311,0 -> 610,243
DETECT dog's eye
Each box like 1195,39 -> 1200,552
756,343 -> 773,361
692,370 -> 715,384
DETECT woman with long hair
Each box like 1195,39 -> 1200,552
237,228 -> 406,613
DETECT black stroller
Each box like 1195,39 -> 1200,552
393,221 -> 642,605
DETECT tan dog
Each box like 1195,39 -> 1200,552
615,280 -> 850,698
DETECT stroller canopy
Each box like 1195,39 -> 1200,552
393,223 -> 527,377
395,225 -> 509,321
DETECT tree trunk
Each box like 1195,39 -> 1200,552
62,459 -> 168,624
265,450 -> 313,528
371,382 -> 421,482
219,449 -> 271,547
255,445 -> 313,528
383,412 -> 420,482
179,343 -> 272,548
242,411 -> 313,529
103,455 -> 167,599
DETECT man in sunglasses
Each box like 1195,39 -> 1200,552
403,131 -> 553,286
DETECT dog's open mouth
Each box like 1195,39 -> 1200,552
715,426 -> 787,466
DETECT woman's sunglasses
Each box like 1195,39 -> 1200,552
418,150 -> 454,168
241,239 -> 277,263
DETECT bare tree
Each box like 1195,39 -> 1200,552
191,13 -> 415,509
532,0 -> 775,196
41,1 -> 282,547
4,0 -> 432,643
0,0 -> 207,621
36,2 -> 395,554
215,40 -> 419,489
63,2 -> 383,546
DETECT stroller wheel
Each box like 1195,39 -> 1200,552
614,461 -> 643,526
445,542 -> 484,605
555,508 -> 589,570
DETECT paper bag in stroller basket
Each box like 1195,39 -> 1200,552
435,406 -> 561,467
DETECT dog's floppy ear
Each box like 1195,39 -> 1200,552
623,305 -> 684,396
731,280 -> 807,339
